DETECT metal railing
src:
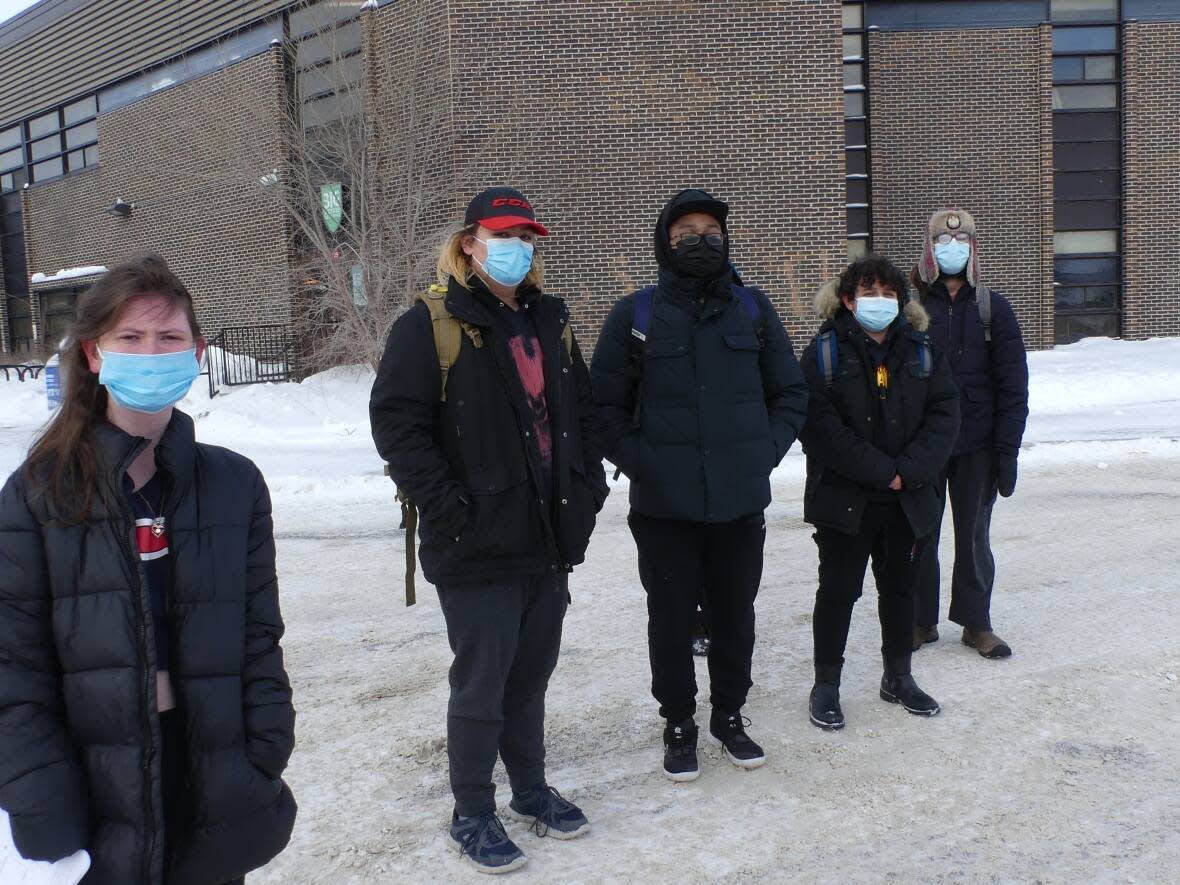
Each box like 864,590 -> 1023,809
203,324 -> 294,398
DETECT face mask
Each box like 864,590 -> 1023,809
670,237 -> 727,279
97,346 -> 200,414
934,239 -> 971,276
474,236 -> 534,287
853,296 -> 899,333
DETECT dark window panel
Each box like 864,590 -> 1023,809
1051,0 -> 1118,22
846,148 -> 867,176
64,120 -> 97,149
1053,111 -> 1119,141
1084,286 -> 1118,309
844,92 -> 865,118
1052,26 -> 1117,52
31,156 -> 64,181
62,95 -> 97,126
296,20 -> 363,69
1055,256 -> 1118,283
1054,311 -> 1119,344
1054,199 -> 1120,228
1055,170 -> 1120,200
84,145 -> 99,167
1055,287 -> 1086,309
843,63 -> 864,88
842,3 -> 863,29
844,119 -> 867,146
2,192 -> 22,215
0,127 -> 18,151
846,178 -> 869,204
1053,57 -> 1084,80
843,33 -> 863,59
1053,84 -> 1117,109
847,207 -> 870,236
28,110 -> 60,139
1,173 -> 13,192
1054,141 -> 1120,170
0,146 -> 21,172
1084,55 -> 1117,79
66,149 -> 85,171
29,134 -> 61,161
1054,286 -> 1119,311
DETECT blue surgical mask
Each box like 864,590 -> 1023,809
97,346 -> 200,414
854,296 -> 899,332
934,239 -> 970,276
475,236 -> 534,287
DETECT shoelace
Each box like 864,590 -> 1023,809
456,812 -> 511,858
719,715 -> 755,744
522,786 -> 569,837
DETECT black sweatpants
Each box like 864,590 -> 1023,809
628,510 -> 765,723
915,447 -> 998,631
813,500 -> 921,667
435,572 -> 568,818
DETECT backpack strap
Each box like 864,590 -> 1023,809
417,284 -> 482,402
815,329 -> 839,386
916,339 -> 934,378
630,285 -> 657,342
976,283 -> 992,343
733,286 -> 766,344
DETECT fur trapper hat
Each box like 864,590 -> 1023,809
814,278 -> 929,331
917,208 -> 980,287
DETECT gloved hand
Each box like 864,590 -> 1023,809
995,453 -> 1018,498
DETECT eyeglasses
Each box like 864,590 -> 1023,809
673,232 -> 725,248
935,232 -> 971,245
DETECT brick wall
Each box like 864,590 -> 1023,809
442,0 -> 847,349
21,49 -> 292,341
867,25 -> 1055,348
1122,20 -> 1180,340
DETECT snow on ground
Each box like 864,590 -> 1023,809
1,337 -> 1179,884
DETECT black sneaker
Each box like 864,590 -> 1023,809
880,673 -> 941,716
663,717 -> 700,782
708,710 -> 766,769
505,785 -> 590,840
449,811 -> 527,874
808,683 -> 845,730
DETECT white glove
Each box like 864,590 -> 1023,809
0,807 -> 91,885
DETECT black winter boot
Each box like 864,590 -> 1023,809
662,717 -> 700,782
879,656 -> 940,716
808,664 -> 845,730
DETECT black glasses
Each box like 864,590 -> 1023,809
935,232 -> 971,245
674,232 -> 725,248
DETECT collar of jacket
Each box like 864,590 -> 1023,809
656,266 -> 734,305
929,278 -> 975,304
443,273 -> 543,327
93,409 -> 197,494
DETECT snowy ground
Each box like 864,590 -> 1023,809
2,337 -> 1179,884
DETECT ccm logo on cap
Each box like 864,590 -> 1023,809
492,197 -> 532,209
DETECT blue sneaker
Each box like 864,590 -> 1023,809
505,785 -> 590,840
449,811 -> 527,874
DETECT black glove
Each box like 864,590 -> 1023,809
995,453 -> 1018,498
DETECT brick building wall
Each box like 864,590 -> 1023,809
867,25 -> 1055,348
1122,20 -> 1180,340
21,49 -> 292,341
443,0 -> 847,348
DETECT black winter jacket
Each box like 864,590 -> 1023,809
370,275 -> 608,585
799,292 -> 960,538
591,191 -> 809,523
0,411 -> 296,885
922,280 -> 1029,457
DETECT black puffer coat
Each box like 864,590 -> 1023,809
799,287 -> 960,538
370,275 -> 608,585
921,280 -> 1029,457
590,191 -> 809,523
0,411 -> 296,884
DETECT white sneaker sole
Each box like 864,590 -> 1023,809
459,851 -> 528,875
707,733 -> 766,769
664,765 -> 700,782
502,805 -> 591,841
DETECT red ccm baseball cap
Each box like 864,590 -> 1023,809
464,186 -> 549,236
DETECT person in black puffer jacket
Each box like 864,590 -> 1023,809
370,187 -> 607,874
910,208 -> 1030,659
591,189 -> 808,782
0,253 -> 296,885
799,255 -> 959,732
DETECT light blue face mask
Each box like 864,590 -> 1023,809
97,346 -> 200,414
475,236 -> 534,287
854,296 -> 899,333
934,239 -> 971,276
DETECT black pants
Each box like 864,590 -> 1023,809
915,448 -> 998,631
628,511 -> 765,723
436,573 -> 568,818
813,500 -> 921,667
159,711 -> 246,885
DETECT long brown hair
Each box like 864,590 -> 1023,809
24,252 -> 201,522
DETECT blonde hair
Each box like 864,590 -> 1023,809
436,225 -> 545,290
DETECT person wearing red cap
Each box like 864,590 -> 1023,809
370,187 -> 606,874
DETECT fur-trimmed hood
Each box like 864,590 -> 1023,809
814,278 -> 930,331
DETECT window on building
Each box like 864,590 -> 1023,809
5,296 -> 33,353
39,288 -> 82,348
293,9 -> 364,132
1052,3 -> 1121,344
843,2 -> 870,257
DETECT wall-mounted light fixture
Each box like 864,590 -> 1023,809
104,197 -> 135,218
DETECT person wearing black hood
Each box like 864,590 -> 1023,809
591,189 -> 808,781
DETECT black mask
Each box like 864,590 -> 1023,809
670,239 -> 726,279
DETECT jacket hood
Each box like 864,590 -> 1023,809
814,277 -> 930,331
654,188 -> 731,272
